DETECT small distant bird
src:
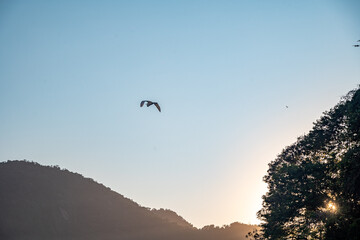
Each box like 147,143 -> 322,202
286,106 -> 289,109
140,100 -> 161,112
353,45 -> 359,47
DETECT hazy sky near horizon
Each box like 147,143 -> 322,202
0,0 -> 359,228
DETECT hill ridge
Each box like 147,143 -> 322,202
0,160 -> 258,240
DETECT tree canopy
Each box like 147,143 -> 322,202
257,87 -> 360,239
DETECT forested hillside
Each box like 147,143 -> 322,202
0,160 -> 258,240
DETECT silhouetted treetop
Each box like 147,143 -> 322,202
258,87 -> 360,239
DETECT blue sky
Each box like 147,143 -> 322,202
0,0 -> 359,227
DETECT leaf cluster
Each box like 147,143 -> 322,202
258,88 -> 360,239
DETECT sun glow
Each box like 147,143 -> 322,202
327,201 -> 337,212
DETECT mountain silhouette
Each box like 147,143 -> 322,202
151,208 -> 193,228
0,160 -> 258,240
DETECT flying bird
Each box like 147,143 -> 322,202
140,100 -> 161,112
353,45 -> 359,47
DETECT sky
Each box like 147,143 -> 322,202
0,0 -> 359,228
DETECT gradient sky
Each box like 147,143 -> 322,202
1,0 -> 359,228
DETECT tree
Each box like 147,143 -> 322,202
258,87 -> 360,239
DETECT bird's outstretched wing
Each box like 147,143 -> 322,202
141,100 -> 153,107
154,103 -> 161,112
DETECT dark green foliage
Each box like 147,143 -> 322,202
258,88 -> 360,239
